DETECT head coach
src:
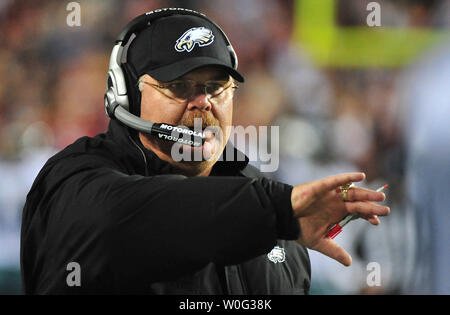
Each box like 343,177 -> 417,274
20,8 -> 389,294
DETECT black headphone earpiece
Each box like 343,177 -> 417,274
121,62 -> 141,117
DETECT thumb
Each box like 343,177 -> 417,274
312,238 -> 352,267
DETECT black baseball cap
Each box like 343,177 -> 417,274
127,14 -> 244,83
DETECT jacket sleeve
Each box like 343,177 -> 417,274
22,154 -> 299,289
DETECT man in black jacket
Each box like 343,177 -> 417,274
20,9 -> 389,294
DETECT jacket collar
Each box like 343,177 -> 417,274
106,119 -> 249,177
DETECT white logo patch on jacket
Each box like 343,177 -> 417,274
267,246 -> 286,264
175,27 -> 214,52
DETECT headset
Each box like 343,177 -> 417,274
104,8 -> 239,147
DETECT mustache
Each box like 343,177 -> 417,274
177,112 -> 220,129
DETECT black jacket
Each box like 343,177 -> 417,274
20,119 -> 311,294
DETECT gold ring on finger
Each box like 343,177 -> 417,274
340,183 -> 354,202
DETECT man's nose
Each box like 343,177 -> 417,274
186,92 -> 212,111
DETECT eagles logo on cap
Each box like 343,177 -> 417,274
175,27 -> 215,52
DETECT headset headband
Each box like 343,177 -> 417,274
118,9 -> 206,43
114,8 -> 238,68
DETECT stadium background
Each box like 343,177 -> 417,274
0,0 -> 449,294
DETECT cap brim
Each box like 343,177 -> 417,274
142,56 -> 245,83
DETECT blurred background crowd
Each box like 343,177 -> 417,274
0,0 -> 449,294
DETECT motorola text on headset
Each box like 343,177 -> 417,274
104,8 -> 239,147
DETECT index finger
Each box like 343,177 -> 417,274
313,172 -> 366,196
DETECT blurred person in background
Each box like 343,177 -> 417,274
397,1 -> 450,291
404,45 -> 450,295
20,8 -> 389,294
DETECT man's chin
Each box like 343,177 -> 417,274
169,145 -> 220,176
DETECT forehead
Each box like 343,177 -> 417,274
179,66 -> 229,81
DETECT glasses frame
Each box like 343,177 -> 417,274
138,77 -> 239,102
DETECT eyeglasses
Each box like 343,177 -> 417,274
139,78 -> 239,102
